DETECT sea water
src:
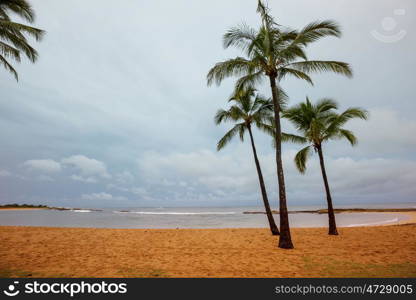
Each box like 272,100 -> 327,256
0,203 -> 414,229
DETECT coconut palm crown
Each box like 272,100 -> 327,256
283,97 -> 368,235
207,0 -> 352,249
0,0 -> 45,80
283,98 -> 368,172
215,87 -> 286,150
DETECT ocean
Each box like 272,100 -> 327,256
0,203 -> 414,229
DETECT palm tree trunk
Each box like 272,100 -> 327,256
247,125 -> 279,235
317,145 -> 338,235
268,76 -> 294,249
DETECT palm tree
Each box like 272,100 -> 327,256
207,0 -> 352,248
215,87 -> 280,235
283,97 -> 368,235
0,0 -> 44,80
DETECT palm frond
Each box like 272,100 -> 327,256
275,86 -> 289,109
257,119 -> 275,136
339,107 -> 369,121
277,67 -> 313,85
0,0 -> 36,23
277,42 -> 308,62
0,54 -> 18,80
294,145 -> 312,173
217,123 -> 246,151
234,70 -> 264,91
0,41 -> 20,61
336,129 -> 357,145
282,133 -> 307,144
0,2 -> 44,80
0,20 -> 44,41
207,57 -> 257,86
214,109 -> 232,125
324,107 -> 368,138
282,105 -> 306,129
251,94 -> 272,113
223,23 -> 257,51
284,60 -> 353,78
293,20 -> 341,46
0,33 -> 38,63
315,98 -> 338,113
238,122 -> 246,141
256,0 -> 278,30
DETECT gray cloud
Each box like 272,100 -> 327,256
347,108 -> 416,156
22,159 -> 62,173
0,0 -> 414,207
61,155 -> 111,180
134,148 -> 416,207
81,192 -> 127,202
0,170 -> 12,177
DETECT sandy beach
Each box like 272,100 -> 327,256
1,214 -> 415,278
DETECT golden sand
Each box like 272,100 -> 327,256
0,219 -> 415,278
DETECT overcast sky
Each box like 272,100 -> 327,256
0,0 -> 415,208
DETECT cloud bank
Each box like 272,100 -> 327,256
0,0 -> 414,207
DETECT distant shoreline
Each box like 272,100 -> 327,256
0,207 -> 47,211
0,205 -> 101,211
0,204 -> 51,210
243,208 -> 416,214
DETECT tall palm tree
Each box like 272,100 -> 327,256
207,0 -> 352,248
283,97 -> 368,235
215,87 -> 280,235
0,0 -> 44,80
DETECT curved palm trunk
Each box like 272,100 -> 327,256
317,145 -> 338,235
247,125 -> 279,235
268,76 -> 294,249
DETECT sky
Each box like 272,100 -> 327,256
0,0 -> 415,208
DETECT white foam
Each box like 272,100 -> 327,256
346,218 -> 399,227
114,211 -> 236,215
71,209 -> 92,213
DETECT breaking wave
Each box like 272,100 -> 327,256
113,211 -> 236,215
346,218 -> 399,227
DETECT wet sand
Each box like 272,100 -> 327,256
0,218 -> 415,278
388,211 -> 416,225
